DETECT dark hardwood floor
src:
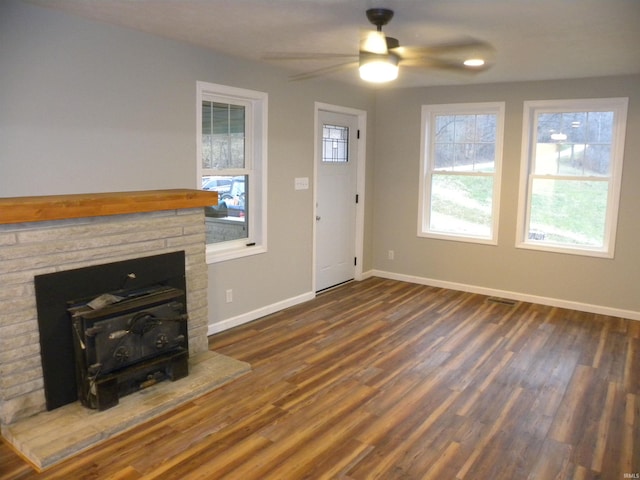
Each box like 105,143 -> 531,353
2,277 -> 639,479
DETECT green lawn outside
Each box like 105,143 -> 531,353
430,174 -> 607,246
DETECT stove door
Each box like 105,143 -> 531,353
86,302 -> 187,376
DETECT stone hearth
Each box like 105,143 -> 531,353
4,351 -> 249,470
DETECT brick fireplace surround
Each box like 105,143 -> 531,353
0,190 -> 251,469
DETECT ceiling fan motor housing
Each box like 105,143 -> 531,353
385,36 -> 400,50
366,8 -> 394,30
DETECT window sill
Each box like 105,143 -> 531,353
516,242 -> 613,259
205,215 -> 245,224
418,231 -> 498,246
206,244 -> 267,264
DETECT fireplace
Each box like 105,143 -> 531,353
0,189 -> 217,424
0,190 -> 251,470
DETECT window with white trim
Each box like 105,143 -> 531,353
517,98 -> 628,257
419,102 -> 505,244
197,81 -> 267,263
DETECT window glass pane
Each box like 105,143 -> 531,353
556,144 -> 586,176
201,101 -> 245,170
587,111 -> 614,143
476,143 -> 496,172
434,113 -> 496,172
585,144 -> 611,176
537,113 -> 562,143
529,178 -> 607,247
430,174 -> 494,237
228,104 -> 246,169
476,114 -> 497,143
202,102 -> 214,169
435,115 -> 455,143
534,110 -> 613,177
434,143 -> 453,170
203,175 -> 248,244
454,143 -> 475,169
322,124 -> 349,163
454,115 -> 475,143
565,112 -> 587,143
202,175 -> 232,195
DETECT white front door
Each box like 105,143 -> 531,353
315,110 -> 359,292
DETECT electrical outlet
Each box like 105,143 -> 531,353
388,250 -> 395,260
225,289 -> 233,303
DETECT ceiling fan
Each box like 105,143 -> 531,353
265,8 -> 494,83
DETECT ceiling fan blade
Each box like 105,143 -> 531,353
288,61 -> 359,81
394,40 -> 494,60
360,30 -> 388,54
263,52 -> 358,61
401,57 -> 492,72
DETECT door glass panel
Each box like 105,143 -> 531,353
322,124 -> 349,163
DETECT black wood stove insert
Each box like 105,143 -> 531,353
67,285 -> 189,410
35,251 -> 188,411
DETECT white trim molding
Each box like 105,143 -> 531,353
313,102 -> 367,289
208,270 -> 640,336
370,269 -> 640,321
208,290 -> 316,335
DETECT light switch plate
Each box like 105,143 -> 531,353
294,177 -> 309,190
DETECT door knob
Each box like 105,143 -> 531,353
316,215 -> 321,221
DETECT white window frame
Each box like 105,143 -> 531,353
418,102 -> 505,245
196,81 -> 268,263
516,98 -> 628,258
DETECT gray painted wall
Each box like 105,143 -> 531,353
0,0 -> 375,328
373,76 -> 640,313
2,0 -> 639,325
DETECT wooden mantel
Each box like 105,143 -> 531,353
0,189 -> 218,225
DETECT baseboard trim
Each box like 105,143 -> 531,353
208,270 -> 640,335
371,269 -> 640,321
208,291 -> 316,335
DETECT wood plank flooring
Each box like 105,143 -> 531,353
2,277 -> 639,479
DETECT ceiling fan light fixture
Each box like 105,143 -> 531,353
463,58 -> 485,67
359,54 -> 399,83
361,31 -> 389,55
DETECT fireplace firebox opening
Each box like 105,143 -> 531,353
34,251 -> 188,411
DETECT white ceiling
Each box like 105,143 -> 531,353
28,0 -> 640,88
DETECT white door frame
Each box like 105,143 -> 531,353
313,102 -> 367,293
